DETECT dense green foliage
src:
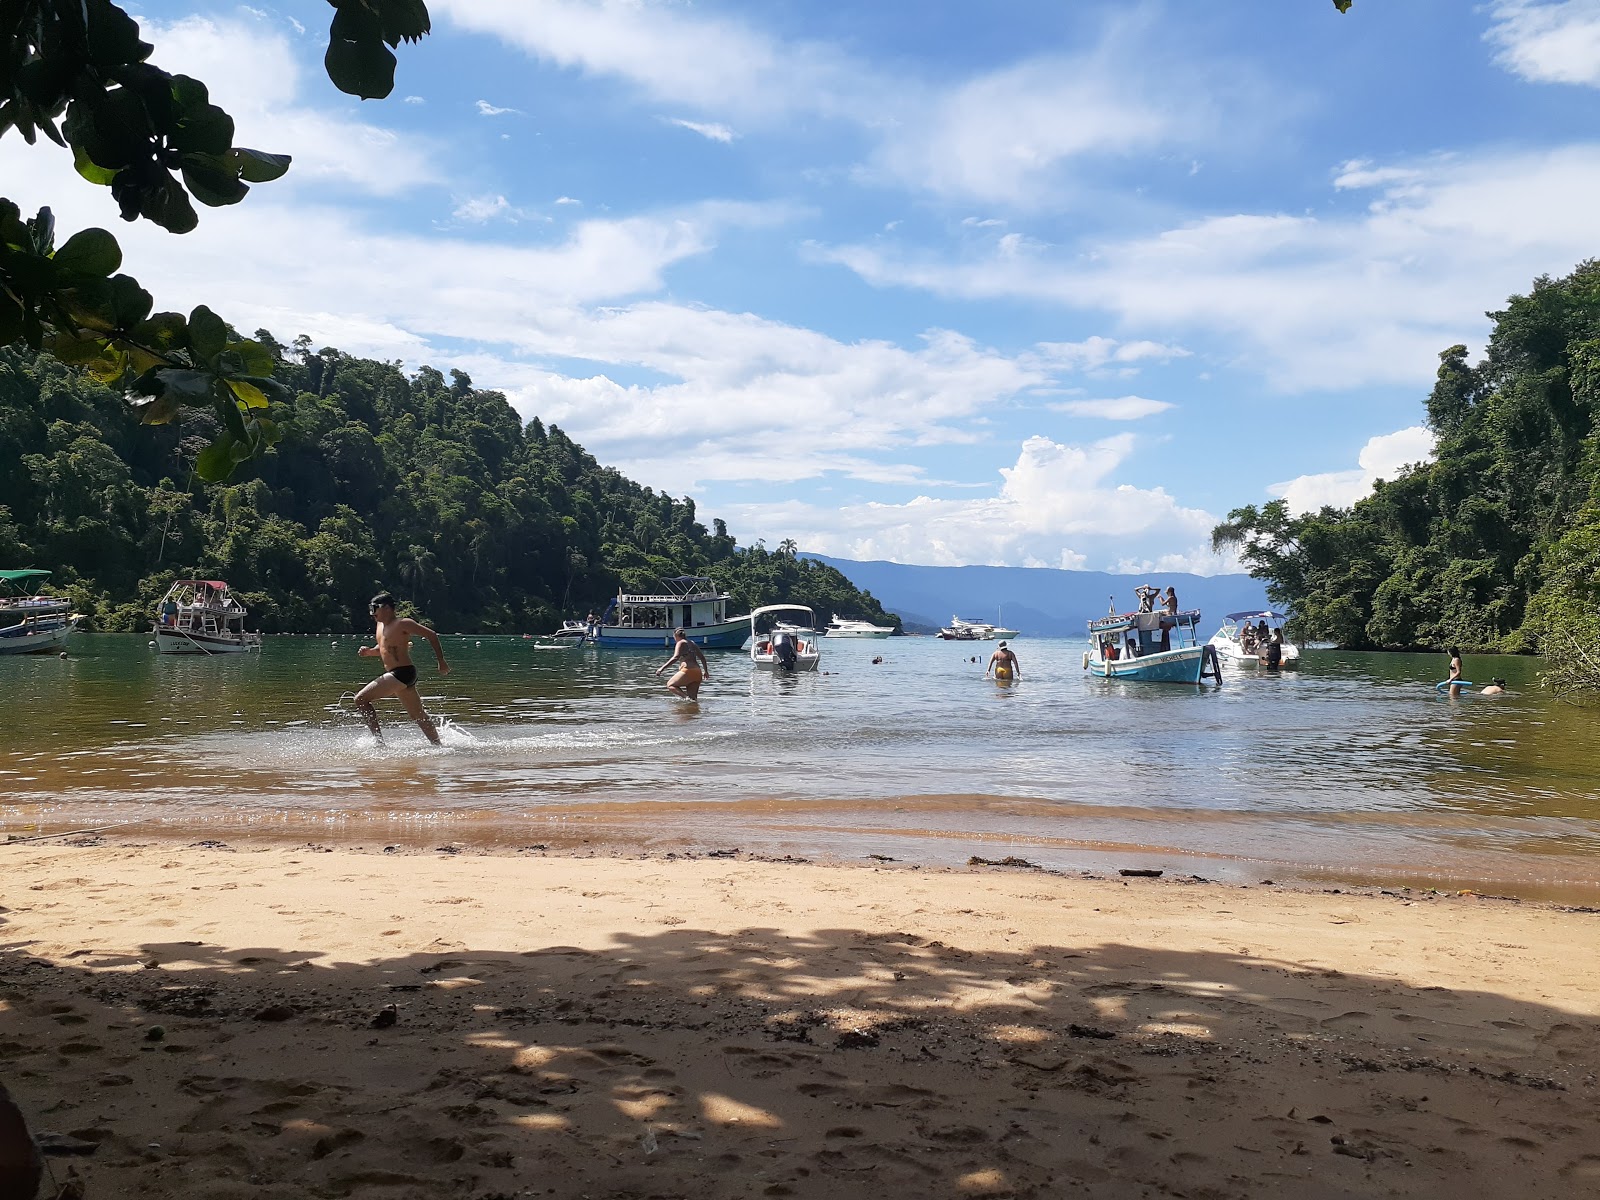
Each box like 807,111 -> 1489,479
2,0 -> 430,477
1214,262 -> 1600,658
0,341 -> 899,635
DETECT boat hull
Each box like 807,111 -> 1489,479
1208,635 -> 1300,667
826,629 -> 891,638
592,620 -> 749,649
1088,645 -> 1207,683
153,628 -> 261,655
753,655 -> 821,672
0,619 -> 73,655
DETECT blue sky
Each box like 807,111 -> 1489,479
10,0 -> 1600,572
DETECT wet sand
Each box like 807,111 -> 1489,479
3,839 -> 1598,1199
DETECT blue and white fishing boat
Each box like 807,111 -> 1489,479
0,569 -> 80,655
1085,601 -> 1221,684
589,576 -> 750,649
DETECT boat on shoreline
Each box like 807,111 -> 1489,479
1086,601 -> 1220,684
589,576 -> 750,649
152,580 -> 262,655
0,569 -> 80,655
750,605 -> 821,672
824,617 -> 895,638
1209,611 -> 1300,668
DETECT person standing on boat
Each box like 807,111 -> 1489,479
656,628 -> 710,700
354,592 -> 450,744
986,641 -> 1020,681
1163,587 -> 1179,615
1447,647 -> 1464,696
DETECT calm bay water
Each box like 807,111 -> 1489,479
3,634 -> 1598,901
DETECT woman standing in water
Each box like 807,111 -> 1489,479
656,628 -> 710,700
1447,647 -> 1464,696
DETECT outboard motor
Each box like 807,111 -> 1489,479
774,632 -> 798,672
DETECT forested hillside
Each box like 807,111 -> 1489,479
1214,261 -> 1600,655
0,340 -> 898,634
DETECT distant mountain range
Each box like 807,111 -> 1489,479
807,555 -> 1272,638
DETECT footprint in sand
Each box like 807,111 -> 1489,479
1560,1155 -> 1600,1180
1319,1011 -> 1372,1031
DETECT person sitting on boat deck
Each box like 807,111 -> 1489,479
1447,647 -> 1464,695
1163,586 -> 1179,615
1255,619 -> 1270,644
1480,677 -> 1508,695
354,591 -> 450,745
657,627 -> 710,699
1104,640 -> 1120,661
986,641 -> 1020,681
1241,627 -> 1257,654
1125,634 -> 1140,658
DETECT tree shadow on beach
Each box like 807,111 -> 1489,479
3,890 -> 1599,1200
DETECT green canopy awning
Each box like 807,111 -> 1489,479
0,569 -> 51,582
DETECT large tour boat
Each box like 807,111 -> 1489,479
589,576 -> 750,649
938,615 -> 1020,641
0,569 -> 79,655
1086,601 -> 1220,684
152,580 -> 263,655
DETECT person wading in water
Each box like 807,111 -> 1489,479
354,592 -> 450,743
656,628 -> 710,699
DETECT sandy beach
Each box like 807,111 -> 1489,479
3,840 -> 1597,1199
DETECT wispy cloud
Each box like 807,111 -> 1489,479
403,94 -> 426,105
1486,0 -> 1600,87
822,145 -> 1600,389
665,117 -> 736,142
1049,395 -> 1173,420
476,99 -> 523,116
452,194 -> 511,223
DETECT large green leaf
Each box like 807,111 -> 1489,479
168,79 -> 234,156
325,37 -> 397,100
188,304 -> 227,361
108,273 -> 153,328
223,340 -> 275,376
71,142 -> 119,186
131,173 -> 199,234
84,0 -> 151,67
133,311 -> 188,354
229,147 -> 292,183
180,152 -> 249,207
53,227 -> 122,277
194,438 -> 236,481
228,378 -> 271,409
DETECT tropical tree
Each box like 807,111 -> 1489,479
1,0 -> 432,477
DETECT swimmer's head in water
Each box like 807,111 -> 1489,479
1491,677 -> 1507,688
370,591 -> 396,616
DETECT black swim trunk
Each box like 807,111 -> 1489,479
388,665 -> 418,688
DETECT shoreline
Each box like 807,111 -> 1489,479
8,811 -> 1600,908
4,840 -> 1597,1198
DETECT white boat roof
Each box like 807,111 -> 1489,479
749,603 -> 816,622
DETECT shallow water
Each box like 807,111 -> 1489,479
2,635 -> 1597,901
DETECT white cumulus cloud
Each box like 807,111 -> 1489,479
1269,426 -> 1437,515
1049,396 -> 1173,420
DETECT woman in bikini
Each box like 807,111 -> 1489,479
656,627 -> 710,700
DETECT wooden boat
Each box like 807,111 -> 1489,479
1086,602 -> 1220,684
0,569 -> 79,655
749,605 -> 821,672
152,580 -> 262,654
590,576 -> 749,649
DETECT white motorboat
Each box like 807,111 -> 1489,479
749,604 -> 821,672
0,569 -> 80,655
938,615 -> 1019,641
152,580 -> 263,654
1209,611 -> 1300,668
823,617 -> 894,638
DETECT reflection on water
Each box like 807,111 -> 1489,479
2,636 -> 1597,900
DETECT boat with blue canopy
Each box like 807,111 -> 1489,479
1085,600 -> 1220,684
1209,610 -> 1300,668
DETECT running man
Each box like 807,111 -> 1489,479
354,592 -> 450,743
655,627 -> 710,699
986,640 -> 1021,681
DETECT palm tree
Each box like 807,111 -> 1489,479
778,538 -> 799,560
